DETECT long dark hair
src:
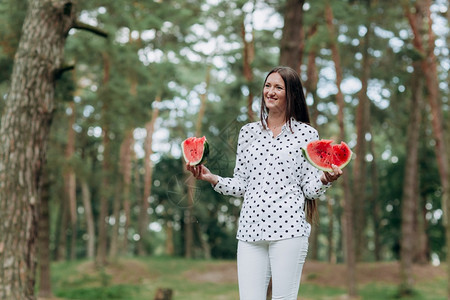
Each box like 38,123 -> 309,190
259,66 -> 317,224
259,66 -> 310,131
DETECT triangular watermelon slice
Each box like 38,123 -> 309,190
302,139 -> 352,172
182,136 -> 209,166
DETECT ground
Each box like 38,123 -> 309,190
39,258 -> 447,300
184,260 -> 446,287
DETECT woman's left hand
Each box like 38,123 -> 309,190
320,164 -> 343,185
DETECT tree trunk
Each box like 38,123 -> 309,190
185,68 -> 210,258
56,193 -> 69,261
96,52 -> 112,266
353,20 -> 371,261
414,196 -> 429,264
138,96 -> 161,256
0,0 -> 75,297
325,2 -> 357,297
303,23 -> 321,260
241,15 -> 255,122
279,0 -> 305,73
165,221 -> 175,256
404,1 -> 450,295
64,101 -> 77,260
327,198 -> 335,263
368,132 -> 381,261
304,23 -> 319,129
109,182 -> 122,259
38,165 -> 52,298
399,62 -> 423,296
121,130 -> 134,255
81,179 -> 95,259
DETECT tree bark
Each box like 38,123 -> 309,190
185,68 -> 210,258
64,101 -> 77,260
56,193 -> 69,261
353,19 -> 371,261
96,52 -> 112,267
138,96 -> 161,256
304,23 -> 319,128
0,1 -> 75,298
81,179 -> 95,259
279,0 -> 305,73
404,1 -> 450,295
325,2 -> 357,297
121,130 -> 134,255
241,14 -> 255,122
327,198 -> 335,263
399,61 -> 423,296
38,165 -> 52,298
109,182 -> 122,259
165,221 -> 175,256
303,23 -> 321,260
368,131 -> 381,261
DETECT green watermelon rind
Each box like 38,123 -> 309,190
182,137 -> 209,166
301,141 -> 352,173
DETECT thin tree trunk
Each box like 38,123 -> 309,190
279,0 -> 305,73
241,11 -> 255,121
327,198 -> 335,263
96,52 -> 111,267
64,101 -> 77,260
38,165 -> 52,298
138,96 -> 161,256
399,62 -> 423,296
165,221 -> 175,256
414,196 -> 429,264
121,130 -> 134,255
353,19 -> 371,261
304,23 -> 319,129
303,23 -> 321,260
81,179 -> 95,259
185,68 -> 210,258
325,2 -> 357,297
109,183 -> 122,259
56,194 -> 69,261
0,1 -> 75,297
368,131 -> 381,261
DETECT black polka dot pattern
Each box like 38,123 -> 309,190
213,119 -> 331,242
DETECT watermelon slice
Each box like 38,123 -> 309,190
181,136 -> 209,166
302,139 -> 352,172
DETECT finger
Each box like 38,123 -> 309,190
197,165 -> 203,178
331,164 -> 342,175
193,165 -> 200,178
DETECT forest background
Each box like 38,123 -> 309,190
0,0 -> 449,299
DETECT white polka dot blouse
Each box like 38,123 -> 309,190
213,119 -> 331,242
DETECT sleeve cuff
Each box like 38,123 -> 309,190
212,175 -> 225,194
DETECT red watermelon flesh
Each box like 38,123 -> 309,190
182,136 -> 209,166
302,139 -> 352,172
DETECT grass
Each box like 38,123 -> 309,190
45,257 -> 447,300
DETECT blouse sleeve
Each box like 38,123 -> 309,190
300,129 -> 332,199
213,126 -> 249,198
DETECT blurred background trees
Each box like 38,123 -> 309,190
0,0 -> 448,298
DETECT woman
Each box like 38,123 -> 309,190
187,66 -> 342,299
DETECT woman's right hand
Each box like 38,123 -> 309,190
186,163 -> 219,186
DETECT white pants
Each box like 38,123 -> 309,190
237,236 -> 309,300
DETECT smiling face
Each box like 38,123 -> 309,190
263,72 -> 286,115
